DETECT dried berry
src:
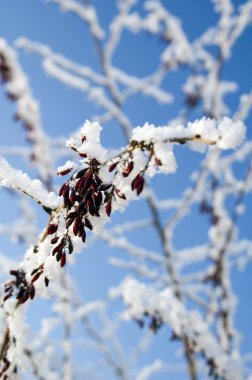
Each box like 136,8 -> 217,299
128,161 -> 134,172
82,229 -> 86,243
9,269 -> 18,276
99,183 -> 112,191
84,217 -> 93,230
131,174 -> 145,195
57,168 -> 72,176
76,168 -> 88,179
3,270 -> 30,304
155,157 -> 162,166
66,215 -> 76,228
94,191 -> 103,209
76,177 -> 86,192
52,241 -> 64,256
31,271 -> 42,283
109,162 -> 118,172
122,161 -> 134,177
3,293 -> 13,302
60,252 -> 66,267
105,201 -> 112,217
47,223 -> 58,235
136,177 -> 145,195
83,173 -> 93,189
73,216 -> 81,236
56,250 -> 63,262
68,236 -> 73,254
51,236 -> 59,244
29,285 -> 36,299
88,202 -> 96,216
78,201 -> 87,214
94,175 -> 102,186
77,221 -> 84,237
69,191 -> 76,203
59,182 -> 69,197
115,188 -> 126,200
79,153 -> 87,158
31,267 -> 40,276
19,290 -> 30,304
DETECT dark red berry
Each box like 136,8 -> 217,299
82,229 -> 86,242
59,183 -> 69,197
105,201 -> 112,217
52,241 -> 64,256
31,271 -> 42,283
3,293 -> 12,302
57,168 -> 72,176
51,236 -> 59,244
60,253 -> 66,267
109,162 -> 118,172
84,217 -> 93,230
47,223 -> 58,235
29,285 -> 35,299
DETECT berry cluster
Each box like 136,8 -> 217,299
3,134 -> 169,305
49,157 -> 129,268
136,311 -> 163,334
3,269 -> 34,304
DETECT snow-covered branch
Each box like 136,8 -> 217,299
0,38 -> 53,185
0,157 -> 60,210
1,1 -> 252,380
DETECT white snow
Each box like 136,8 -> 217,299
0,156 -> 60,209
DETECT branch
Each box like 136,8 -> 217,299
0,156 -> 60,211
0,38 -> 53,186
111,278 -> 243,380
0,117 -> 245,378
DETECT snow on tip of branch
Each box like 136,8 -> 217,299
66,120 -> 108,162
231,1 -> 252,45
210,0 -> 252,59
136,359 -> 165,380
121,0 -> 193,68
216,117 -> 246,149
57,160 -> 77,176
105,0 -> 137,58
212,0 -> 233,18
0,156 -> 60,209
47,0 -> 105,40
132,117 -> 246,150
111,278 -> 243,380
146,0 -> 194,67
234,91 -> 252,122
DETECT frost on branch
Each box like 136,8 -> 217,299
0,157 -> 60,211
111,278 -> 243,380
0,38 -> 53,185
2,116 -> 246,302
48,0 -> 105,40
0,115 -> 246,379
0,1 -> 252,379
